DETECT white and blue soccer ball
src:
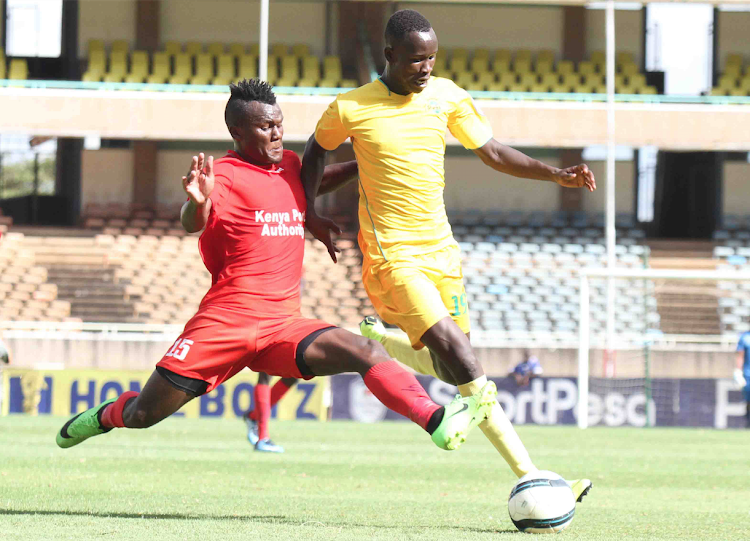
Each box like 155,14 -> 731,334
508,470 -> 576,534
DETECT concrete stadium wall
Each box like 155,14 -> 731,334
723,161 -> 750,216
81,149 -> 135,209
717,11 -> 750,70
79,0 -> 137,57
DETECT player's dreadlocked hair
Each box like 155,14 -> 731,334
384,9 -> 432,45
224,78 -> 276,128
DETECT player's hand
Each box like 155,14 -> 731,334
183,153 -> 214,206
305,210 -> 342,263
733,368 -> 747,389
553,164 -> 596,192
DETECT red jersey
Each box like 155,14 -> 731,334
198,150 -> 307,316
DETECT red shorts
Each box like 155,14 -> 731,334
156,305 -> 334,393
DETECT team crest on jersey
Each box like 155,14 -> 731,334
426,99 -> 444,115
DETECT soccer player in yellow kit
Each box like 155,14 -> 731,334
302,9 -> 595,501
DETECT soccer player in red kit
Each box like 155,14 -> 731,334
56,79 -> 497,452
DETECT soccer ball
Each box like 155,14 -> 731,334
508,470 -> 576,534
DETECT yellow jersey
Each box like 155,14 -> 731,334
314,76 -> 493,263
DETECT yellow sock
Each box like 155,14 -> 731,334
379,333 -> 439,378
458,376 -> 538,478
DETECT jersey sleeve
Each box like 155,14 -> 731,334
447,87 -> 493,150
737,334 -> 748,352
314,97 -> 349,151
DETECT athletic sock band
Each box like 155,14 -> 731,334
100,391 -> 139,429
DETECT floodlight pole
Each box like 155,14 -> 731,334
605,0 -> 617,373
259,0 -> 269,81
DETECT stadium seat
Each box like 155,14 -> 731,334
228,43 -> 245,58
112,40 -> 129,54
497,72 -> 517,88
450,56 -> 468,73
301,56 -> 320,82
726,53 -> 743,67
124,51 -> 149,83
83,49 -> 106,81
455,71 -> 475,87
190,53 -> 214,84
238,54 -> 258,79
248,44 -> 260,55
557,60 -> 575,75
164,41 -> 181,57
616,51 -> 635,65
88,39 -> 105,54
185,42 -> 203,57
537,50 -> 555,64
476,72 -> 496,87
318,78 -> 339,88
169,53 -> 192,85
432,55 -> 447,76
724,64 -> 742,79
540,73 -> 559,88
148,52 -> 170,83
536,59 -> 553,74
267,55 -> 280,83
718,75 -> 737,91
629,73 -> 647,90
207,42 -> 224,57
590,50 -> 605,66
518,73 -> 538,88
271,44 -> 288,57
292,44 -> 309,57
620,63 -> 639,76
578,61 -> 596,77
213,54 -> 235,84
323,56 -> 342,81
0,59 -> 5,80
470,56 -> 489,73
514,58 -> 532,73
281,55 -> 299,81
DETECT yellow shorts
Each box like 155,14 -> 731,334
362,243 -> 470,349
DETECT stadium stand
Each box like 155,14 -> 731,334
711,53 -> 750,96
432,48 -> 657,94
80,40 -> 357,89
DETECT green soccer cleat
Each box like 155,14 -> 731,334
359,316 -> 386,342
568,478 -> 593,503
431,380 -> 497,451
56,399 -> 116,449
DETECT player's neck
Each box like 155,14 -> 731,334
380,69 -> 411,96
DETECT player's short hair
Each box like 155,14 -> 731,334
384,9 -> 432,45
225,78 -> 277,128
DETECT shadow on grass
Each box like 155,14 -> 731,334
0,508 -> 518,534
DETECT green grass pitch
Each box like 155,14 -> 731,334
1,416 -> 748,540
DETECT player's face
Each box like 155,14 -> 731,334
386,29 -> 438,94
238,102 -> 285,165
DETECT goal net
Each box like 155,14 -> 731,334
577,268 -> 750,429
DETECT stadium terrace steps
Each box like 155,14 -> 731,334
647,240 -> 721,335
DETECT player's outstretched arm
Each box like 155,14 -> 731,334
319,160 -> 358,195
301,135 -> 342,262
473,139 -> 596,192
180,153 -> 214,233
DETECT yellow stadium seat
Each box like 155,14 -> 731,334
215,54 -> 235,83
275,77 -> 296,88
189,75 -> 210,86
281,55 -> 299,80
617,84 -> 637,95
591,84 -> 606,94
452,47 -> 469,60
454,71 -> 475,87
169,53 -> 192,84
124,73 -> 145,83
552,84 -> 570,94
470,57 -> 489,73
192,54 -> 213,82
515,50 -> 532,63
537,50 -> 555,64
497,72 -> 517,87
639,86 -> 657,95
301,56 -> 320,82
586,74 -> 605,86
130,51 -> 149,77
723,64 -> 741,79
239,54 -> 258,79
540,73 -> 559,87
112,40 -> 129,54
228,43 -> 245,58
292,44 -> 309,57
151,52 -> 170,78
207,42 -> 224,57
164,41 -> 181,57
529,83 -> 547,93
718,75 -> 737,91
590,51 -> 605,65
536,59 -> 553,74
492,58 -> 510,74
620,63 -> 639,76
87,49 -> 106,76
561,73 -> 581,87
340,79 -> 358,88
185,42 -> 202,57
433,56 -> 447,73
473,48 -> 490,61
271,44 -> 288,57
726,53 -> 743,67
514,58 -> 532,73
103,72 -> 123,83
494,49 -> 512,64
476,72 -> 496,86
465,82 -> 485,92
267,55 -> 280,82
108,51 -> 127,77
297,78 -> 318,88
487,83 -> 506,92
323,56 -> 342,80
738,77 -> 750,91
249,44 -> 260,55
450,56 -> 468,72
318,79 -> 339,88
709,87 -> 727,96
82,71 -> 101,82
615,73 -> 627,87
518,73 -> 538,87
616,51 -> 634,64
88,39 -> 105,54
557,60 -> 575,75
629,73 -> 646,89
578,61 -> 596,77
729,88 -> 747,97
146,73 -> 167,84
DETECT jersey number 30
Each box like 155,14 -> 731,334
165,338 -> 194,360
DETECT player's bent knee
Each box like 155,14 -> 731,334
353,336 -> 390,373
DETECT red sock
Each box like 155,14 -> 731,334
363,361 -> 441,431
249,379 -> 293,421
100,391 -> 139,428
254,384 -> 271,441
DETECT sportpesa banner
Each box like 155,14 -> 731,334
330,375 -> 748,429
1,369 -> 328,421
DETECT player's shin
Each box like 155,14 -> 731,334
361,318 -> 438,377
362,360 -> 442,432
458,376 -> 537,478
254,383 -> 271,440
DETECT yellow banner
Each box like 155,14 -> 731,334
1,368 -> 328,421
